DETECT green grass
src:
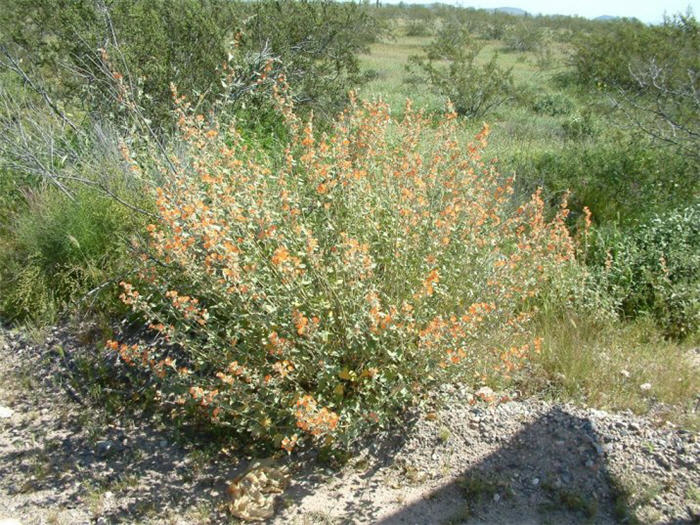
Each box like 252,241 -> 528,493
524,313 -> 699,429
359,37 -> 443,114
0,181 -> 147,324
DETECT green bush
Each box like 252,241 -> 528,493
532,92 -> 574,116
503,23 -> 545,52
569,18 -> 652,89
405,19 -> 433,37
237,0 -> 381,120
586,205 -> 700,339
507,140 -> 698,225
570,14 -> 698,91
0,0 -> 380,130
0,182 -> 145,324
569,14 -> 699,161
409,24 -> 513,118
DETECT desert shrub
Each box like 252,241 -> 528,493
586,205 -> 700,339
478,20 -> 508,40
532,43 -> 556,71
405,20 -> 433,37
107,86 -> 576,452
237,0 -> 382,120
508,141 -> 698,225
0,0 -> 233,130
569,18 -> 655,89
0,0 -> 380,130
569,15 -> 698,91
532,92 -> 574,116
503,23 -> 545,52
570,14 -> 699,161
0,184 -> 143,323
409,24 -> 513,118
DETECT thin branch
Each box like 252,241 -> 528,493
0,44 -> 80,135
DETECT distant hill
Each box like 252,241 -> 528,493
493,7 -> 528,16
594,15 -> 619,21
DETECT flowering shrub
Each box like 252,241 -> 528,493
109,82 -> 575,452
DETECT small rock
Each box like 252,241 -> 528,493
493,493 -> 501,502
628,421 -> 642,432
531,477 -> 540,486
475,387 -> 494,400
0,406 -> 14,419
620,369 -> 630,378
96,440 -> 123,458
655,455 -> 671,470
640,383 -> 652,391
591,442 -> 605,456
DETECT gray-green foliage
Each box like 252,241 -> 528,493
0,0 -> 381,130
409,24 -> 513,118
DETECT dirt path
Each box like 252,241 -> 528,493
1,326 -> 698,524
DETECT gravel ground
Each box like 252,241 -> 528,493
1,325 -> 698,524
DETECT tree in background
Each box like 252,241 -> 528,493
0,0 -> 382,131
571,14 -> 699,163
410,23 -> 513,118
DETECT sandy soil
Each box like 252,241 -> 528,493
1,326 -> 698,524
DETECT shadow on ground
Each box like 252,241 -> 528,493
374,407 -> 640,524
0,326 -> 254,523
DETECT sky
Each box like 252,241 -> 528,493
381,0 -> 698,24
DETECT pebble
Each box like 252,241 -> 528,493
95,439 -> 123,458
0,406 -> 14,419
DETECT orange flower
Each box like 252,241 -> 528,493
271,246 -> 290,265
292,310 -> 309,336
